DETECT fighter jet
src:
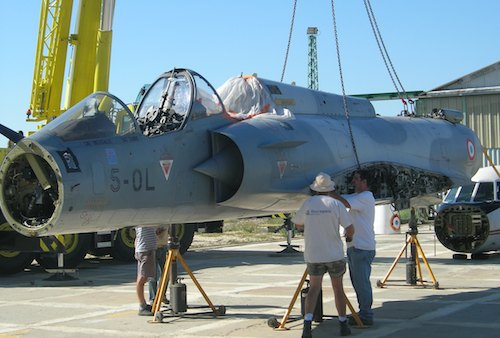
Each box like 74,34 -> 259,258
0,68 -> 482,238
434,165 -> 500,258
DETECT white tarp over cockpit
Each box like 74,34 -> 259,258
217,75 -> 274,120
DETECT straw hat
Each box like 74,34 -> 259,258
310,172 -> 335,192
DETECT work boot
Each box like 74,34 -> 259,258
348,314 -> 373,326
138,303 -> 153,316
302,320 -> 312,338
339,320 -> 351,336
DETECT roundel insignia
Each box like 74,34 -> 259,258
466,139 -> 475,160
390,214 -> 401,232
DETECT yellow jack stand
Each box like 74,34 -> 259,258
150,226 -> 225,323
267,268 -> 364,330
377,208 -> 439,289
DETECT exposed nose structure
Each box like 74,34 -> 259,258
0,138 -> 63,237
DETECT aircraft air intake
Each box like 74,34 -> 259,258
194,132 -> 244,203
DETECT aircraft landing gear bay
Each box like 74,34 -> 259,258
149,224 -> 225,323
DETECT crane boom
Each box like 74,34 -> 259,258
0,0 -> 121,275
29,0 -> 73,122
28,0 -> 115,123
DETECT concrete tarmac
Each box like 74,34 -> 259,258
1,226 -> 500,338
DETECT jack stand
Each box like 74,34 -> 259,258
377,207 -> 439,289
273,216 -> 301,255
34,252 -> 91,286
44,253 -> 78,281
267,268 -> 363,330
150,224 -> 225,323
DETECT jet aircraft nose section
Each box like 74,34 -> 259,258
434,204 -> 490,253
0,91 -> 138,237
0,138 -> 63,237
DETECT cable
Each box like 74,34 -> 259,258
363,0 -> 410,112
330,0 -> 361,169
281,0 -> 298,82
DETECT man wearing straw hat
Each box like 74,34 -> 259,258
293,172 -> 354,337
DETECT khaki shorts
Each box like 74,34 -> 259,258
135,250 -> 156,279
307,260 -> 346,277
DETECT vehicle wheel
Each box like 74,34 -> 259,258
180,224 -> 195,254
154,311 -> 163,322
0,250 -> 35,274
215,305 -> 226,316
471,253 -> 488,260
36,233 -> 92,269
267,317 -> 279,328
452,253 -> 468,260
111,227 -> 136,262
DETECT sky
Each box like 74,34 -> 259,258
1,0 -> 499,146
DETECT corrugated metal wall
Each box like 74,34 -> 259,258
483,148 -> 500,167
416,96 -> 465,116
467,95 -> 500,148
416,94 -> 500,161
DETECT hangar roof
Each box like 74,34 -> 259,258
431,61 -> 500,91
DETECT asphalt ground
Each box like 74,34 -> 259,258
1,225 -> 500,338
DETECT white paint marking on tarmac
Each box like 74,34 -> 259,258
349,287 -> 500,338
0,305 -> 134,334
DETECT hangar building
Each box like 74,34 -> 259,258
416,61 -> 500,165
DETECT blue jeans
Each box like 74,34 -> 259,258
149,247 -> 168,302
347,247 -> 376,320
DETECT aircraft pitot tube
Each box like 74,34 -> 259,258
0,68 -> 482,237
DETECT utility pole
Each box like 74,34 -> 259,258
307,27 -> 319,90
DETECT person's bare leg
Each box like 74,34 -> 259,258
305,275 -> 323,315
330,275 -> 346,317
136,275 -> 147,305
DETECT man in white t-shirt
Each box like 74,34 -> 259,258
331,169 -> 376,326
293,173 -> 354,337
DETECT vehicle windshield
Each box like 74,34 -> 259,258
42,92 -> 138,141
473,182 -> 494,202
135,70 -> 224,137
192,73 -> 224,118
136,74 -> 191,136
443,187 -> 459,203
455,184 -> 475,202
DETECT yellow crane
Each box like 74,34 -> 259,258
28,0 -> 114,124
0,0 -> 138,275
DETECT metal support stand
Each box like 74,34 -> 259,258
273,216 -> 301,255
34,252 -> 91,286
150,224 -> 225,323
267,268 -> 363,330
377,208 -> 439,289
44,252 -> 78,281
39,236 -> 78,281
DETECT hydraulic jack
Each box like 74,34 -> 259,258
149,224 -> 225,323
377,207 -> 439,289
